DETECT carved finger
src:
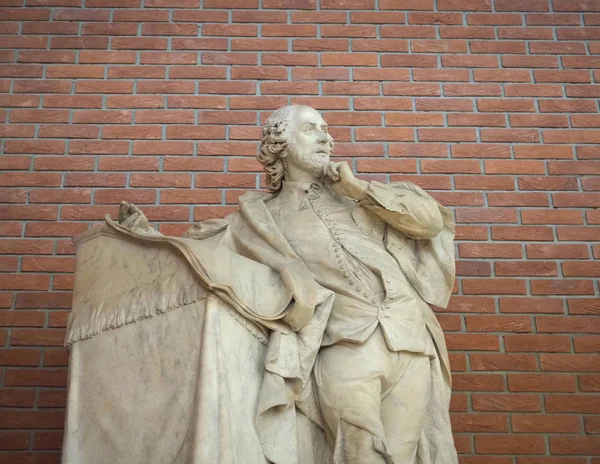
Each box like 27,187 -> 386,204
120,212 -> 139,228
118,201 -> 130,222
129,203 -> 143,216
328,164 -> 340,181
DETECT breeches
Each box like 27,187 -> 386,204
314,327 -> 431,464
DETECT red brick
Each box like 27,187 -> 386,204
460,239 -> 521,257
16,292 -> 72,309
355,127 -> 413,141
454,177 -> 512,194
580,375 -> 600,392
388,144 -> 448,159
567,85 -> 600,98
485,160 -> 545,174
106,95 -> 164,109
488,192 -> 550,207
418,128 -> 476,142
463,279 -> 527,295
472,393 -> 542,411
526,244 -> 589,259
353,68 -> 409,80
139,52 -> 197,65
440,26 -> 496,39
321,53 -> 378,67
530,41 -> 587,54
168,96 -> 226,109
510,114 -> 568,128
103,125 -> 162,140
482,129 -> 540,143
585,416 -> 600,435
466,315 -> 532,332
33,431 -> 64,450
44,349 -> 69,365
451,413 -> 508,433
509,374 -> 576,392
382,54 -> 437,68
532,280 -> 595,295
444,84 -> 502,96
135,110 -> 194,124
455,261 -> 492,277
0,390 -> 36,408
356,159 -> 417,173
492,226 -> 554,243
73,110 -> 132,125
321,0 -> 375,8
540,99 -> 597,113
0,205 -> 58,221
448,113 -> 506,127
557,226 -> 600,241
514,145 -> 574,159
476,435 -> 546,455
10,329 -> 64,347
380,25 -> 436,38
468,13 -> 522,24
43,95 -> 103,109
172,39 -> 228,51
574,335 -> 600,353
456,209 -> 518,224
551,437 -> 600,456
519,177 -> 580,191
478,98 -> 536,112
569,299 -> 600,315
535,70 -> 591,83
471,41 -> 527,54
94,189 -> 156,205
383,83 -> 440,96
0,348 -> 42,365
445,333 -> 500,351
495,261 -> 557,277
546,394 -> 600,411
4,368 -> 67,387
391,174 -> 452,190
506,334 -> 572,353
235,11 -> 287,22
0,410 -> 64,429
0,430 -> 29,450
350,12 -> 406,23
142,23 -> 198,36
537,316 -> 599,333
112,37 -> 167,50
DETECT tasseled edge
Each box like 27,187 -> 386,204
64,284 -> 208,349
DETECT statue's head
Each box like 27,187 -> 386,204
258,105 -> 335,192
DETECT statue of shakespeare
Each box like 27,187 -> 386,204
117,105 -> 458,464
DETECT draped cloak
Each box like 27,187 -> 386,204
96,181 -> 456,464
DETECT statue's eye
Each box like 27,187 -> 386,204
304,126 -> 312,132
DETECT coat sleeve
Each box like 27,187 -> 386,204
357,180 -> 454,240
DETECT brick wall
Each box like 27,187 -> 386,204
1,0 -> 599,462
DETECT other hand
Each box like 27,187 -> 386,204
118,201 -> 151,232
323,161 -> 369,201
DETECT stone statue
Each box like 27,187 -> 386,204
116,105 -> 458,464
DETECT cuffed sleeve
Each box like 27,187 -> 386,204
358,180 -> 452,240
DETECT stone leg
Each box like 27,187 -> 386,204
314,328 -> 430,464
380,353 -> 431,463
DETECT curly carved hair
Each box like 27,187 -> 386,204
258,105 -> 334,192
258,106 -> 294,192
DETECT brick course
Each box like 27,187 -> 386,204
0,0 -> 599,461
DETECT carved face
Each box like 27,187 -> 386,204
284,106 -> 333,177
